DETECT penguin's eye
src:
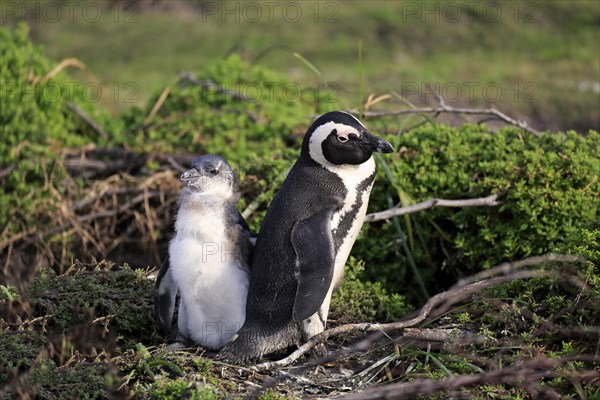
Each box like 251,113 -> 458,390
337,135 -> 348,143
209,168 -> 219,175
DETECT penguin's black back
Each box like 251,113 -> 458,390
243,155 -> 346,334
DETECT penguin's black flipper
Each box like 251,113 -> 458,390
236,210 -> 258,247
236,210 -> 250,232
154,255 -> 177,332
291,205 -> 337,322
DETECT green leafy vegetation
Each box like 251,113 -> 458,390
0,23 -> 119,237
358,123 -> 599,300
0,330 -> 45,385
27,261 -> 156,348
30,359 -> 110,400
331,257 -> 410,323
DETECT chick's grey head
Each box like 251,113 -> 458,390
180,155 -> 237,200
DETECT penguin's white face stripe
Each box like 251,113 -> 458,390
308,121 -> 363,169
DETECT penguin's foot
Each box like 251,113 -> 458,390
217,348 -> 257,365
166,341 -> 187,351
308,343 -> 328,360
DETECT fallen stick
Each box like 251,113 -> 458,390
338,355 -> 599,400
347,101 -> 540,136
252,269 -> 548,370
66,102 -> 109,139
451,253 -> 584,288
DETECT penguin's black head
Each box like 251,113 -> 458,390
302,111 -> 394,166
180,154 -> 237,199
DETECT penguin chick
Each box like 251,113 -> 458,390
154,155 -> 252,350
221,111 -> 394,362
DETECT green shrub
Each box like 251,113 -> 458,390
28,262 -> 156,348
0,330 -> 46,385
358,124 -> 599,300
331,257 -> 410,323
29,359 -> 109,400
120,53 -> 332,163
119,53 -> 340,232
148,378 -> 220,400
0,24 -> 118,230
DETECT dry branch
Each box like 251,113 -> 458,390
338,355 -> 599,400
252,269 -> 549,371
0,164 -> 16,181
451,254 -> 585,289
402,327 -> 482,344
348,101 -> 540,136
1,156 -> 180,280
249,254 -> 589,399
143,86 -> 171,125
66,102 -> 109,139
365,193 -> 503,223
37,58 -> 86,84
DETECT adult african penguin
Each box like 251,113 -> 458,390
221,111 -> 393,361
154,154 -> 252,350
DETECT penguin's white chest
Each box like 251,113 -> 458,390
169,208 -> 248,349
328,158 -> 376,287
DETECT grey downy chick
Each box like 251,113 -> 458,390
154,154 -> 252,350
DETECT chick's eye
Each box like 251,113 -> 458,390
337,135 -> 348,143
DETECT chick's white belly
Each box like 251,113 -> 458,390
169,237 -> 249,349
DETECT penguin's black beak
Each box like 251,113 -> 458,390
360,131 -> 394,153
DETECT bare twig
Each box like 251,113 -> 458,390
246,331 -> 389,399
143,86 -> 171,125
402,327 -> 482,344
338,355 -> 599,400
37,58 -> 86,84
451,254 -> 585,289
347,102 -> 540,136
164,155 -> 188,173
2,186 -> 175,252
66,102 -> 109,139
252,269 -> 548,370
365,193 -> 503,223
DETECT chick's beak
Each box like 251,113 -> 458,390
180,168 -> 201,183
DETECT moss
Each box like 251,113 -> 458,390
29,359 -> 109,400
192,357 -> 214,376
28,262 -> 156,348
148,378 -> 220,400
258,389 -> 290,400
0,330 -> 46,385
